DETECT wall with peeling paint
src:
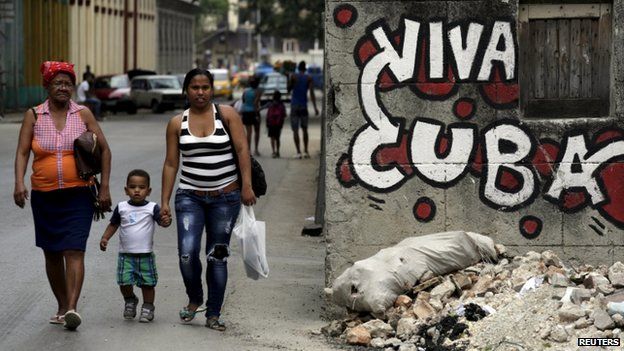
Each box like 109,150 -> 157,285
324,0 -> 624,290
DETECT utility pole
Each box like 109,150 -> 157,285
256,7 -> 261,63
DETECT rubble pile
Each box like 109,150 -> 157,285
322,248 -> 624,350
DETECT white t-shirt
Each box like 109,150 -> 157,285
76,80 -> 89,102
110,201 -> 161,253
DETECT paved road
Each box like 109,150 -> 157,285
0,105 -> 339,350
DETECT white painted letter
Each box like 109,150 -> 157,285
410,121 -> 474,184
429,22 -> 444,79
483,124 -> 536,208
546,135 -> 624,204
477,21 -> 515,81
352,20 -> 421,189
448,23 -> 484,80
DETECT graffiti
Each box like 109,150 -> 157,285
334,12 -> 624,236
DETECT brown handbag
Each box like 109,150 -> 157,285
74,131 -> 102,180
74,131 -> 105,220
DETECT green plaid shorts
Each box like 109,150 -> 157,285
116,252 -> 158,287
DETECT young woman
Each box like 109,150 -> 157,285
240,75 -> 262,156
13,61 -> 112,330
160,68 -> 256,331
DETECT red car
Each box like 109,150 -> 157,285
94,74 -> 135,114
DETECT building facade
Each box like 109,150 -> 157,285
1,0 -> 196,111
324,0 -> 624,290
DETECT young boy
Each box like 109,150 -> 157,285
100,169 -> 171,322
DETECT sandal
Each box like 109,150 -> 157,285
49,314 -> 65,325
205,316 -> 226,331
63,310 -> 82,330
179,305 -> 207,323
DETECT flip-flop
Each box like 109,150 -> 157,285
64,310 -> 82,330
179,306 -> 207,323
205,316 -> 226,331
49,314 -> 65,324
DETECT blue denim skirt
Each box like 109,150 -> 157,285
31,186 -> 95,252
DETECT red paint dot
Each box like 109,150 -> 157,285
520,216 -> 542,239
336,9 -> 353,26
413,197 -> 436,222
437,136 -> 449,155
455,100 -> 474,120
357,40 -> 377,65
471,143 -> 484,175
522,219 -> 538,235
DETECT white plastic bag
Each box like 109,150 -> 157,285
233,99 -> 243,113
233,205 -> 269,279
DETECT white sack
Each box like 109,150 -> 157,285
330,231 -> 497,314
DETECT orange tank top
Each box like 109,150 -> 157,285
31,100 -> 92,191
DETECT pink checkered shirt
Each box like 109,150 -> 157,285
32,99 -> 86,188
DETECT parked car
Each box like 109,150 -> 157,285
209,68 -> 233,100
258,72 -> 289,103
129,75 -> 185,113
93,74 -> 133,113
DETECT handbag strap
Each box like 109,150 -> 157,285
31,107 -> 38,121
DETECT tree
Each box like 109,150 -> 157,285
250,0 -> 324,44
198,0 -> 229,16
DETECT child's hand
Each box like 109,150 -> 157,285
100,238 -> 109,251
159,213 -> 172,227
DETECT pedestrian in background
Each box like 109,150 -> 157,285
160,68 -> 256,331
13,61 -> 112,330
100,169 -> 171,323
76,73 -> 102,120
288,61 -> 318,159
241,75 -> 262,156
266,90 -> 286,158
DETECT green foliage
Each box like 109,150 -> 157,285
250,0 -> 324,43
199,0 -> 229,16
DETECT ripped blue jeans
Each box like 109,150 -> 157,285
174,188 -> 241,317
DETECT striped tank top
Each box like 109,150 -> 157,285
178,105 -> 238,191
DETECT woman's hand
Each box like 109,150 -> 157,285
98,185 -> 112,212
13,183 -> 29,208
160,203 -> 172,225
241,185 -> 256,206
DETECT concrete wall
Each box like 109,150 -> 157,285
324,0 -> 624,287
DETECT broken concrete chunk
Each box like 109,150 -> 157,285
612,314 -> 624,328
584,273 -> 611,289
398,343 -> 418,351
605,289 -> 624,303
413,300 -> 436,321
430,279 -> 457,301
494,244 -> 507,256
592,309 -> 615,330
558,304 -> 586,322
394,295 -> 412,308
321,320 -> 346,337
608,262 -> 624,288
470,275 -> 494,296
548,325 -> 569,342
541,250 -> 562,267
574,317 -> 594,329
548,272 -> 574,287
596,284 -> 616,296
346,325 -> 371,346
396,317 -> 421,339
415,291 -> 431,302
412,277 -> 443,294
370,337 -> 385,348
362,319 -> 394,339
429,298 -> 443,312
570,288 -> 593,305
384,337 -> 403,347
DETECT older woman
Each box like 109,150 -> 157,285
160,68 -> 255,331
13,61 -> 112,330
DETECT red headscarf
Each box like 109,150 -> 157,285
40,61 -> 76,87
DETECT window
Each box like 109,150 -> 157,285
519,2 -> 612,117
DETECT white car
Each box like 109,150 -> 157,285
258,72 -> 289,103
129,75 -> 185,113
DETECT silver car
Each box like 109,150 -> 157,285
258,72 -> 289,103
129,75 -> 185,113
